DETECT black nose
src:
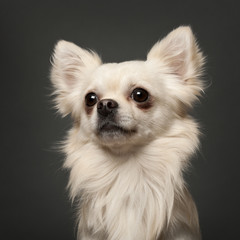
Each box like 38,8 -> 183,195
97,99 -> 119,116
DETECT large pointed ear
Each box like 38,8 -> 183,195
147,26 -> 205,109
50,40 -> 102,117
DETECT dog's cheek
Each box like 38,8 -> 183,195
154,105 -> 175,132
89,110 -> 99,132
77,108 -> 97,138
131,108 -> 151,132
138,105 -> 172,136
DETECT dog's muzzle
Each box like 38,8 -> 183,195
96,99 -> 135,137
97,99 -> 119,133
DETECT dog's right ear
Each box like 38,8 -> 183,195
50,40 -> 102,117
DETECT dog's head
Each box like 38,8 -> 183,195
50,26 -> 204,150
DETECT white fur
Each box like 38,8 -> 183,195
50,26 -> 204,240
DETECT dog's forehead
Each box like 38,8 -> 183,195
98,60 -> 146,73
91,61 -> 148,91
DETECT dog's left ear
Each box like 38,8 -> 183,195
147,26 -> 205,108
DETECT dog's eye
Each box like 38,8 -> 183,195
131,88 -> 149,102
85,92 -> 98,106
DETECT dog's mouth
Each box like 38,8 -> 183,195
97,121 -> 136,137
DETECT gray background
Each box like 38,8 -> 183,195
1,0 -> 239,239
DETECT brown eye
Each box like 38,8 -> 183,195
85,92 -> 98,106
131,88 -> 149,102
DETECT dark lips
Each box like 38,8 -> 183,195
98,122 -> 136,135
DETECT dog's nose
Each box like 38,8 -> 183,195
97,99 -> 119,116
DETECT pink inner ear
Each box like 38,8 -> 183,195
164,37 -> 190,78
171,51 -> 188,78
64,70 -> 78,87
62,57 -> 83,88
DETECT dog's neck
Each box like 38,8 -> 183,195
64,116 -> 199,184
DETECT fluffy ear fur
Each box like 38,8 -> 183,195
50,40 -> 102,117
147,26 -> 205,110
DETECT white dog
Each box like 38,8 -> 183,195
50,26 -> 204,240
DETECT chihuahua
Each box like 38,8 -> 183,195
50,26 -> 204,240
